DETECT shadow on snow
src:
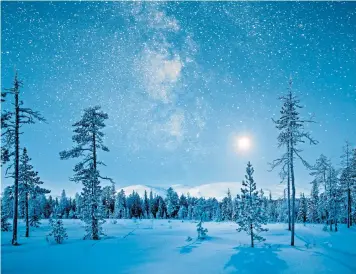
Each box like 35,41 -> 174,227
224,246 -> 288,274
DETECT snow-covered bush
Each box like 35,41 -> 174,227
47,218 -> 68,244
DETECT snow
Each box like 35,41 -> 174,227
2,220 -> 356,273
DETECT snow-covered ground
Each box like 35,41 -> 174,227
2,220 -> 356,274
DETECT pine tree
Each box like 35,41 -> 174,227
114,189 -> 126,219
1,189 -> 12,231
271,78 -> 317,246
166,187 -> 179,218
237,162 -> 268,247
48,217 -> 68,244
196,217 -> 208,239
310,154 -> 329,226
60,106 -> 113,240
298,193 -> 307,225
308,180 -> 319,223
178,206 -> 187,220
340,141 -> 354,228
2,73 -> 45,245
143,190 -> 150,218
18,148 -> 49,236
267,192 -> 277,223
101,186 -> 112,218
326,164 -> 340,231
213,203 -> 222,222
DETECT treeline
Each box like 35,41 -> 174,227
2,164 -> 356,227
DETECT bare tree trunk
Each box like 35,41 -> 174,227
92,128 -> 98,240
12,82 -> 19,246
287,143 -> 291,231
25,192 -> 29,237
290,145 -> 295,246
250,223 -> 254,248
348,188 -> 351,228
329,173 -> 332,231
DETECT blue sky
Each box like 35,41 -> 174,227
1,1 -> 355,197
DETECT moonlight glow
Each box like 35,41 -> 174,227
235,136 -> 252,152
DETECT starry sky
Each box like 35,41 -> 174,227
1,1 -> 356,197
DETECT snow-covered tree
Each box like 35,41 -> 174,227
114,189 -> 126,219
326,164 -> 340,231
213,202 -> 222,222
166,187 -> 179,218
196,217 -> 208,239
60,106 -> 113,240
267,192 -> 277,223
18,148 -> 49,236
1,188 -> 12,231
237,162 -> 268,247
340,141 -> 354,228
308,180 -> 320,223
298,193 -> 307,225
101,186 -> 113,218
271,78 -> 317,245
2,73 -> 45,245
47,217 -> 68,244
59,189 -> 69,218
221,189 -> 233,221
1,186 -> 13,229
143,190 -> 150,218
178,205 -> 187,220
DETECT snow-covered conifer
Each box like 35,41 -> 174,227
166,187 -> 179,218
60,106 -> 113,240
237,162 -> 268,247
2,73 -> 45,245
114,189 -> 126,219
271,78 -> 317,245
340,141 -> 354,228
48,217 -> 68,244
18,148 -> 49,236
298,193 -> 307,225
196,217 -> 208,239
308,180 -> 320,223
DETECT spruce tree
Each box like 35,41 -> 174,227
48,217 -> 68,244
114,189 -> 126,219
196,217 -> 208,239
60,106 -> 112,240
297,193 -> 307,225
340,141 -> 354,228
237,162 -> 268,247
326,164 -> 340,231
1,188 -> 12,231
18,148 -> 49,236
310,155 -> 329,225
2,73 -> 45,245
308,180 -> 320,223
143,190 -> 150,218
271,78 -> 317,246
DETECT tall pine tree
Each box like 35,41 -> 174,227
60,106 -> 112,240
271,78 -> 317,246
2,73 -> 45,245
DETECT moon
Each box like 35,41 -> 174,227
234,135 -> 252,152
